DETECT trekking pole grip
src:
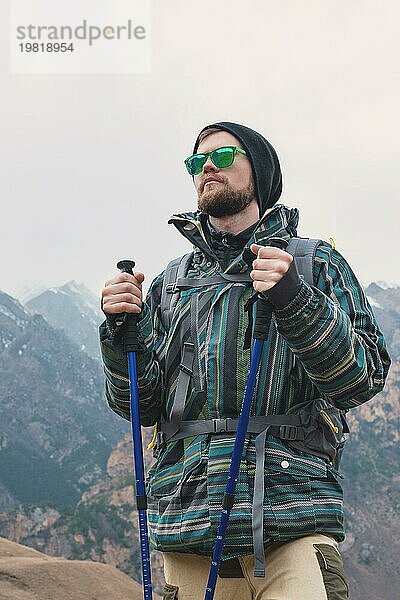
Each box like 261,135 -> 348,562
117,259 -> 141,353
253,238 -> 288,340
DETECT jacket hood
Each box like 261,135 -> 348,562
193,121 -> 283,216
169,204 -> 299,272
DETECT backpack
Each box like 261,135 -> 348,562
156,236 -> 348,467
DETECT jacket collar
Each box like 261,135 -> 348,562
204,217 -> 258,250
168,204 -> 300,273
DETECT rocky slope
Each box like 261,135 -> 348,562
339,360 -> 400,600
0,537 -> 161,600
0,291 -> 128,511
0,431 -> 165,595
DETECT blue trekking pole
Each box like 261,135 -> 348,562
117,260 -> 153,600
204,238 -> 288,600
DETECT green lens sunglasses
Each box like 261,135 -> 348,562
184,145 -> 247,176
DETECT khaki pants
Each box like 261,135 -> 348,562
162,534 -> 349,600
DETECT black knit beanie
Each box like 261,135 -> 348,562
193,121 -> 283,215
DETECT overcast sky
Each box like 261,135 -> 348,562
1,0 -> 399,301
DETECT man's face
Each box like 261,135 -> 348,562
194,130 -> 256,218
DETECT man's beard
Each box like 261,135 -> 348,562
198,180 -> 255,218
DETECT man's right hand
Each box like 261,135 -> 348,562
101,272 -> 145,315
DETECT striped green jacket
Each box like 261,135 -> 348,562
99,204 -> 391,559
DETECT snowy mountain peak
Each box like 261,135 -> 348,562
366,280 -> 400,291
25,282 -> 103,360
374,281 -> 400,290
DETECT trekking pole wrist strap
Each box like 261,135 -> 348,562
116,259 -> 142,353
254,296 -> 274,340
123,313 -> 141,353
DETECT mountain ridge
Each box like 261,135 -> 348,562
0,280 -> 398,598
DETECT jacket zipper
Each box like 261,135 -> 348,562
320,410 -> 339,434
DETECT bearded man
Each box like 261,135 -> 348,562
99,122 -> 390,600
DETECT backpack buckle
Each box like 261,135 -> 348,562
153,431 -> 165,458
166,283 -> 179,294
279,425 -> 299,441
213,418 -> 232,433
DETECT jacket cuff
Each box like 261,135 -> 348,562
105,313 -> 125,336
262,258 -> 303,309
102,304 -> 149,352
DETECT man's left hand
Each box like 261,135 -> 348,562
250,243 -> 293,294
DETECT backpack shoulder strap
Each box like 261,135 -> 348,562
160,252 -> 194,330
286,237 -> 326,286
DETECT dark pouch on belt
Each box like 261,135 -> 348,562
284,398 -> 349,468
